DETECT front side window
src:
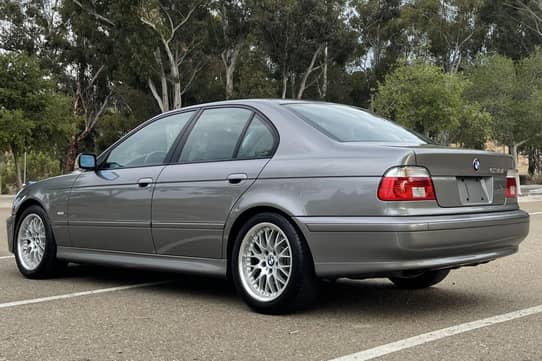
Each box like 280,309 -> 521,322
103,111 -> 194,169
179,108 -> 252,163
285,103 -> 427,143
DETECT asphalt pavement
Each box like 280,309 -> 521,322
0,196 -> 541,361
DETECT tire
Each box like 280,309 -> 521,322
14,205 -> 66,279
232,212 -> 318,314
389,269 -> 450,289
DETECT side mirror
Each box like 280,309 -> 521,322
77,153 -> 97,170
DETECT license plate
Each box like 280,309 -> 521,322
457,177 -> 492,205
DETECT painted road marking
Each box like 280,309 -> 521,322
330,304 -> 542,361
0,280 -> 172,310
0,255 -> 13,260
529,211 -> 542,215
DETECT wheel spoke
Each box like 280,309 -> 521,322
16,214 -> 47,271
238,222 -> 293,302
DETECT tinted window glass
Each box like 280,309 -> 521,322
237,115 -> 275,158
104,111 -> 193,169
179,108 -> 252,162
285,103 -> 426,143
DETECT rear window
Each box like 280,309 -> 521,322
285,103 -> 427,143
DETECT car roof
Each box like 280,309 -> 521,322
157,98 -> 337,116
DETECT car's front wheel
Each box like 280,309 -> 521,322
14,205 -> 66,279
389,269 -> 450,289
232,213 -> 318,314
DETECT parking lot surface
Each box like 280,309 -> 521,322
0,196 -> 540,361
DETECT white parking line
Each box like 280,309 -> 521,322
0,255 -> 13,260
529,211 -> 542,215
330,304 -> 542,361
0,280 -> 172,310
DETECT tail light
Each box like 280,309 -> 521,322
506,169 -> 517,198
378,166 -> 436,201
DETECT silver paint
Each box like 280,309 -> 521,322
6,99 -> 530,279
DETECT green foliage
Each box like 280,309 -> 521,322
3,0 -> 542,188
0,53 -> 49,155
465,51 -> 542,148
374,63 -> 491,148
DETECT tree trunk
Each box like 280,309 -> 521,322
222,45 -> 241,100
64,136 -> 80,173
297,44 -> 323,99
225,65 -> 234,100
321,43 -> 328,99
281,70 -> 288,99
10,145 -> 22,189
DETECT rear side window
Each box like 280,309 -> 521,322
179,108 -> 252,162
285,103 -> 426,143
237,115 -> 275,159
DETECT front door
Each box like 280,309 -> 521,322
68,111 -> 195,253
152,107 -> 278,258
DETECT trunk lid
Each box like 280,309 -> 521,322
404,145 -> 513,208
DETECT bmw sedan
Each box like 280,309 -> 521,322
6,100 -> 530,314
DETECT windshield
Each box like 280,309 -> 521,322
285,103 -> 428,143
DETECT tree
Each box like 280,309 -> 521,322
210,0 -> 252,99
373,63 -> 490,145
350,0 -> 407,104
59,0 -> 120,171
255,0 -> 354,99
401,0 -> 488,72
0,53 -> 63,188
465,53 -> 542,164
139,0 -> 209,111
480,0 -> 541,60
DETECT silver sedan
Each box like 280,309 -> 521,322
6,100 -> 529,314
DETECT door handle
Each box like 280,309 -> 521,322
137,177 -> 153,187
227,173 -> 248,184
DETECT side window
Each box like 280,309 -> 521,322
103,111 -> 194,169
179,108 -> 252,163
237,115 -> 275,159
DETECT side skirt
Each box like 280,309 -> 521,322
57,247 -> 227,278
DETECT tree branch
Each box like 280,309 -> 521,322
72,0 -> 115,27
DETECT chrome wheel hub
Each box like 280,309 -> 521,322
16,214 -> 46,271
238,222 -> 292,302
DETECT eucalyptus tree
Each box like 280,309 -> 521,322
209,0 -> 252,99
254,0 -> 354,99
138,0 -> 210,111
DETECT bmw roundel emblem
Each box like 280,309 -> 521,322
473,158 -> 480,171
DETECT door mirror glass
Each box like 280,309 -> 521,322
77,153 -> 97,170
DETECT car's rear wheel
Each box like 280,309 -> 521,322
232,212 -> 318,314
389,269 -> 450,289
14,205 -> 66,279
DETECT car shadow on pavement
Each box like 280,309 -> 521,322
54,264 -> 491,317
310,278 -> 493,318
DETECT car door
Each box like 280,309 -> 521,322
68,111 -> 195,253
152,107 -> 278,258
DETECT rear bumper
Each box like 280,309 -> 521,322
294,210 -> 530,277
6,215 -> 14,253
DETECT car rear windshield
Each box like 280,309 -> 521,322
285,103 -> 427,143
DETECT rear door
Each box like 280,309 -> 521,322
68,111 -> 195,253
152,107 -> 277,258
